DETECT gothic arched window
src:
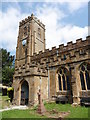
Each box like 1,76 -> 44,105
80,63 -> 90,90
58,67 -> 70,91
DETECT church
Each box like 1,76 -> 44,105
13,14 -> 90,106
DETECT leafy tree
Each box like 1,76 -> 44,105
1,48 -> 15,86
2,49 -> 14,68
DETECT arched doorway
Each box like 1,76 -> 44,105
21,80 -> 29,105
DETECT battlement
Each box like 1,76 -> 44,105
19,16 -> 31,26
31,36 -> 90,61
14,62 -> 48,78
19,14 -> 45,28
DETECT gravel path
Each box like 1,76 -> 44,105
0,105 -> 28,112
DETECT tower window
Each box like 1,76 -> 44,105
38,28 -> 41,38
24,26 -> 27,36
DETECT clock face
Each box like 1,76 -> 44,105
22,39 -> 26,46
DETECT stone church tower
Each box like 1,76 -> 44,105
13,14 -> 90,106
15,13 -> 45,67
13,14 -> 48,106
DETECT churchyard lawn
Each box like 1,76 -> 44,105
2,102 -> 89,119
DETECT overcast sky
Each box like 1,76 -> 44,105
0,0 -> 89,55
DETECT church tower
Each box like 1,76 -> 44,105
15,14 -> 45,67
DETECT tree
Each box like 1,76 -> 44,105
1,48 -> 15,86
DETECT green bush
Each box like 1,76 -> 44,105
7,87 -> 14,102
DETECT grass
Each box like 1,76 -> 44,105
45,102 -> 89,118
2,102 -> 90,119
2,109 -> 46,118
0,94 -> 11,109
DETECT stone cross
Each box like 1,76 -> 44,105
38,89 -> 41,104
37,89 -> 46,114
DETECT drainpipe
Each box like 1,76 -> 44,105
47,64 -> 50,99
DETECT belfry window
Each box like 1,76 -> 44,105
58,67 -> 70,91
24,26 -> 27,36
80,63 -> 90,90
38,28 -> 41,38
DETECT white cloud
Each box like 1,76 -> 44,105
0,7 -> 30,54
0,2 -> 88,55
36,3 -> 88,49
67,1 -> 88,13
59,25 -> 88,43
0,8 -> 18,52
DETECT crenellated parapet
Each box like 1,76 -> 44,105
19,13 -> 45,29
14,63 -> 48,78
31,36 -> 90,67
19,16 -> 31,27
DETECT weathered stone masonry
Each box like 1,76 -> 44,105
13,14 -> 90,106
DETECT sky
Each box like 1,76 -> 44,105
0,0 -> 89,55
